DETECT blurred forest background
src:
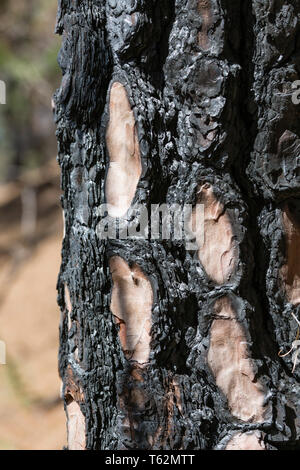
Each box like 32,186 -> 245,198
0,0 -> 66,449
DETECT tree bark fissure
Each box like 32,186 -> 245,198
54,0 -> 300,450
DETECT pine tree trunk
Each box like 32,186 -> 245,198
55,0 -> 300,450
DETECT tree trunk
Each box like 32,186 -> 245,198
55,0 -> 300,450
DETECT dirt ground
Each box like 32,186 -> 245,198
0,162 -> 66,450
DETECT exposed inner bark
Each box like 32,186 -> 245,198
197,0 -> 212,50
196,184 -> 237,284
225,432 -> 265,451
67,399 -> 86,451
208,296 -> 266,423
109,256 -> 153,364
65,366 -> 86,450
280,202 -> 300,305
64,284 -> 72,331
105,82 -> 142,218
164,378 -> 183,445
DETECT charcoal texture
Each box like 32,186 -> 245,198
55,0 -> 300,449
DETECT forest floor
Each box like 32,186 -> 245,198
0,161 -> 66,450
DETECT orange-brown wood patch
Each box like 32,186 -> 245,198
208,297 -> 266,423
109,256 -> 153,364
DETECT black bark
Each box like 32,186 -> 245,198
55,0 -> 300,450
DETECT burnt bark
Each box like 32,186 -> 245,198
55,0 -> 300,450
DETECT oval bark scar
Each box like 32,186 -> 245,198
64,284 -> 72,331
197,0 -> 212,50
65,366 -> 86,450
280,202 -> 300,305
109,256 -> 153,364
196,184 -> 237,284
207,297 -> 266,423
67,400 -> 86,451
225,432 -> 265,450
105,82 -> 142,218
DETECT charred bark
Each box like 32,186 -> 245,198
54,0 -> 300,450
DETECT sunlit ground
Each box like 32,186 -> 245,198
0,162 -> 66,450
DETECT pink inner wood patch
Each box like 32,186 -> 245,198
197,0 -> 212,50
195,183 -> 237,284
280,203 -> 300,305
105,82 -> 142,218
109,256 -> 153,364
225,432 -> 265,450
208,296 -> 266,423
67,399 -> 86,451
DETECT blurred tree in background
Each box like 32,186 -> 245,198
0,1 -> 66,451
0,0 -> 60,182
